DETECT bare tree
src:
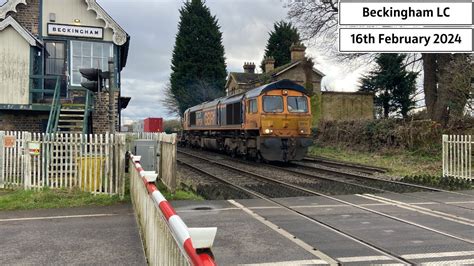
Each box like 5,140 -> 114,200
286,1 -> 472,124
162,82 -> 181,117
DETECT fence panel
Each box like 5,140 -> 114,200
443,135 -> 473,180
161,133 -> 177,192
0,132 -> 126,196
1,131 -> 25,188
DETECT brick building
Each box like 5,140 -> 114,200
226,43 -> 324,96
226,43 -> 374,124
0,0 -> 130,133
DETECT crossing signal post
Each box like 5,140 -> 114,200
79,68 -> 109,92
79,60 -> 116,133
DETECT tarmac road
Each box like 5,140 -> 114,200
0,204 -> 146,265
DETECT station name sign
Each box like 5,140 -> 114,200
338,0 -> 473,53
47,23 -> 104,39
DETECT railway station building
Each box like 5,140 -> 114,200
0,0 -> 130,133
226,43 -> 374,123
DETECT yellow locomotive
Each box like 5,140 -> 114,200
182,79 -> 313,162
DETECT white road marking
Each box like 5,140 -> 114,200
239,259 -> 329,265
227,200 -> 337,265
338,255 -> 394,263
403,250 -> 474,259
0,213 -> 118,222
358,194 -> 474,226
421,258 -> 474,265
447,201 -> 474,204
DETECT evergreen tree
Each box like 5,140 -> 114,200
169,0 -> 227,116
359,54 -> 418,118
260,21 -> 301,71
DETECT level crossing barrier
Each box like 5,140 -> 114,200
442,135 -> 473,180
129,153 -> 217,266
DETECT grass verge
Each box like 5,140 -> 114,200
308,145 -> 442,177
0,181 -> 203,212
0,187 -> 128,211
156,181 -> 203,201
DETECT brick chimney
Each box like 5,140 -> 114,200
264,56 -> 275,73
290,42 -> 306,62
243,62 -> 256,74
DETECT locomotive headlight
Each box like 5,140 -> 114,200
264,129 -> 273,134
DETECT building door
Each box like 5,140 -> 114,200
44,41 -> 68,97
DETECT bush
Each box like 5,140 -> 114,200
316,118 -> 474,155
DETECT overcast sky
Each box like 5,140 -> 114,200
1,0 -> 368,122
97,0 -> 372,124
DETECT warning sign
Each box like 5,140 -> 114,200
28,142 -> 41,156
4,136 -> 16,148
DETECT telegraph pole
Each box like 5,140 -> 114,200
108,58 -> 116,133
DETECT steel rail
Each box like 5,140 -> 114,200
302,157 -> 389,174
177,155 -> 415,265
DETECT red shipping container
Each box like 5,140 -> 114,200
144,118 -> 163,132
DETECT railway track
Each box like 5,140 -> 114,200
178,150 -> 474,265
291,161 -> 474,200
178,150 -> 474,233
285,164 -> 474,215
302,156 -> 389,175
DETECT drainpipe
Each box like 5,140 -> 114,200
108,58 -> 116,133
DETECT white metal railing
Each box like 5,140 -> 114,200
129,154 -> 217,266
0,131 -> 126,196
442,135 -> 473,180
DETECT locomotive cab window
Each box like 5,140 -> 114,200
190,112 -> 196,125
263,96 -> 283,113
288,96 -> 308,113
248,99 -> 257,113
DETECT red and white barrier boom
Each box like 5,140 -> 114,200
130,153 -> 217,266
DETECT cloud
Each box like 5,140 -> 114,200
97,0 -> 364,121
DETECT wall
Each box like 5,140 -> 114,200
0,26 -> 30,105
0,111 -> 48,132
4,0 -> 40,35
42,0 -> 114,41
320,92 -> 374,121
92,91 -> 119,134
276,65 -> 322,94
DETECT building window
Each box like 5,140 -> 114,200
71,41 -> 113,86
45,41 -> 66,75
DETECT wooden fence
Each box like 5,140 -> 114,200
442,135 -> 473,180
0,131 -> 126,197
